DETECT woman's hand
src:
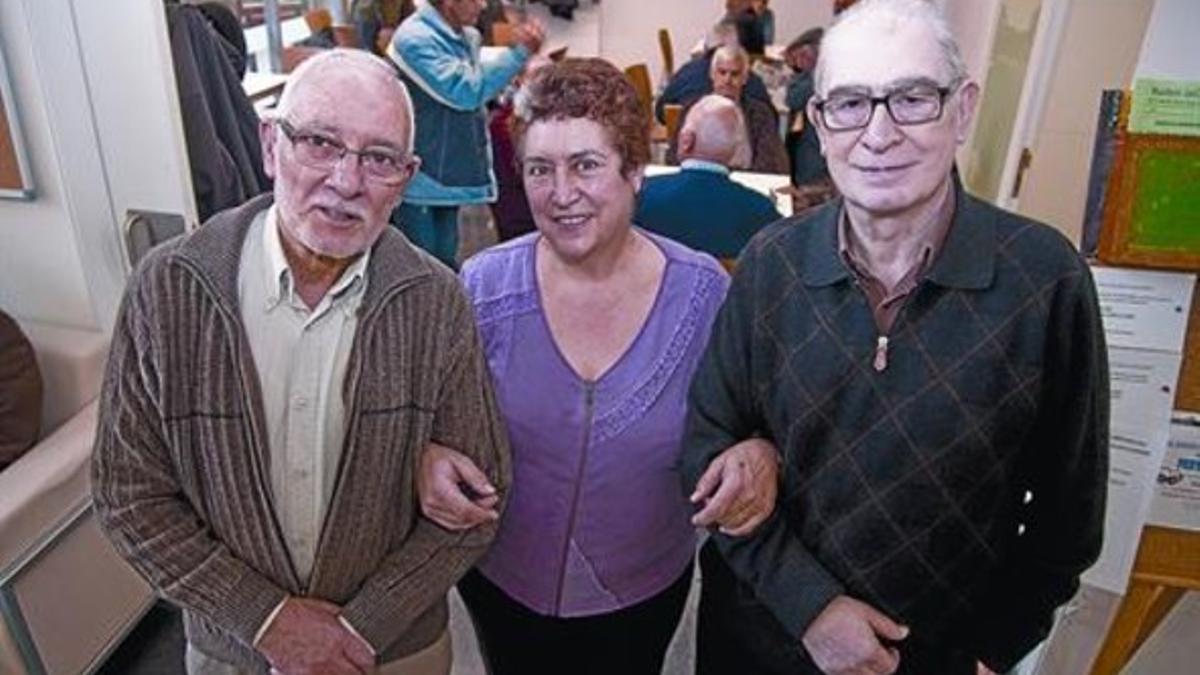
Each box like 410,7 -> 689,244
689,438 -> 780,536
417,442 -> 500,530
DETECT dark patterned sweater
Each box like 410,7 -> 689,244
681,185 -> 1109,673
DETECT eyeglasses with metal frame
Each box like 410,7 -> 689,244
814,82 -> 960,131
276,119 -> 412,185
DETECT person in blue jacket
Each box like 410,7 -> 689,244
389,0 -> 543,268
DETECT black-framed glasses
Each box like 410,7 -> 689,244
276,119 -> 411,185
814,84 -> 958,131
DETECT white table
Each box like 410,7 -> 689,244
644,165 -> 793,217
244,16 -> 311,73
242,72 -> 289,103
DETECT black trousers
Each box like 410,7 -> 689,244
457,563 -> 693,675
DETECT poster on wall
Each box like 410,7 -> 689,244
1148,414 -> 1200,532
1082,266 -> 1195,594
0,42 -> 34,200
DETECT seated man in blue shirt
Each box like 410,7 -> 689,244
656,21 -> 773,124
637,95 -> 781,261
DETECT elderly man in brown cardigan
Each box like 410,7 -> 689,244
92,49 -> 507,675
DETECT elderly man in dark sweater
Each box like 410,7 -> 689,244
93,50 -> 508,675
681,2 -> 1109,675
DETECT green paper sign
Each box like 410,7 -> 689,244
1130,149 -> 1200,251
1131,79 -> 1200,137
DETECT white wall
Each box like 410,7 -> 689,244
1136,0 -> 1200,79
0,0 -> 99,329
1019,0 -> 1155,241
0,0 -> 194,332
595,0 -> 834,84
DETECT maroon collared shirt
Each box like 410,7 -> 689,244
838,199 -> 955,336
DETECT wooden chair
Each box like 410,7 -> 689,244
658,28 -> 675,78
663,104 -> 684,142
624,64 -> 667,144
624,63 -> 653,113
303,8 -> 332,33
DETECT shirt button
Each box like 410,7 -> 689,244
293,396 -> 308,409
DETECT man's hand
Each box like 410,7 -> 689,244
512,19 -> 546,54
977,662 -> 998,675
418,442 -> 500,531
257,598 -> 374,675
801,595 -> 909,675
690,438 -> 779,536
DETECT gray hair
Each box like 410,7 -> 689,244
704,20 -> 740,51
814,0 -> 967,94
710,44 -> 750,71
274,48 -> 416,154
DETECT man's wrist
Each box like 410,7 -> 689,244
252,597 -> 290,647
339,614 -> 377,656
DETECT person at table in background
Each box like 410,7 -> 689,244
724,0 -> 765,56
669,44 -> 788,175
92,49 -> 510,675
637,95 -> 781,262
750,0 -> 776,45
784,27 -> 835,211
681,1 -> 1108,673
351,0 -> 416,54
415,58 -> 781,675
389,0 -> 544,269
656,20 -> 774,125
541,0 -> 580,21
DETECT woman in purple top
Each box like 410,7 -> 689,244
417,58 -> 779,674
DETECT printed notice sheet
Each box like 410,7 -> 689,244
1082,267 -> 1195,593
1148,414 -> 1200,532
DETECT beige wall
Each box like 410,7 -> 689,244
0,0 -> 100,328
1018,0 -> 1155,242
596,0 -> 834,84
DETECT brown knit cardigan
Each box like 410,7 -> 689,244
92,194 -> 510,671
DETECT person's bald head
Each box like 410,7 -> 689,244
678,95 -> 751,169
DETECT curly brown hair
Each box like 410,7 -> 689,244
511,58 -> 651,174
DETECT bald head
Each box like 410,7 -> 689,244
678,95 -> 750,169
275,48 -> 415,153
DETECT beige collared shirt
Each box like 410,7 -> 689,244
238,206 -> 370,584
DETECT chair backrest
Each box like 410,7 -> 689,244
624,63 -> 653,116
664,104 -> 684,141
658,28 -> 674,77
304,8 -> 333,33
